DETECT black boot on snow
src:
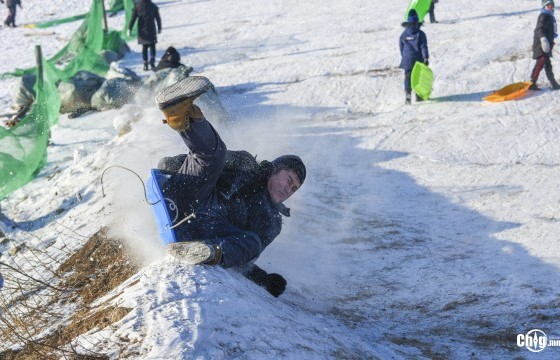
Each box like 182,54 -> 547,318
405,93 -> 411,105
143,62 -> 149,71
529,81 -> 540,91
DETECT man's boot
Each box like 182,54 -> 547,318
551,80 -> 560,90
168,241 -> 222,265
155,76 -> 212,131
150,57 -> 156,71
405,92 -> 411,105
143,62 -> 149,71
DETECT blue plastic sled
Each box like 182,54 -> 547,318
146,169 -> 178,245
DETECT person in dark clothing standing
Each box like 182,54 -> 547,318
399,9 -> 429,104
128,0 -> 162,71
2,0 -> 22,28
529,0 -> 560,90
153,76 -> 306,297
428,0 -> 438,24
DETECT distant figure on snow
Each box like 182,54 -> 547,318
155,46 -> 183,72
128,0 -> 162,71
2,0 -> 22,28
529,0 -> 560,90
428,0 -> 438,24
399,9 -> 429,104
154,76 -> 306,297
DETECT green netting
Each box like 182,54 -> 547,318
404,0 -> 432,23
0,55 -> 60,201
29,0 -> 128,29
1,0 -> 136,80
0,0 -> 136,200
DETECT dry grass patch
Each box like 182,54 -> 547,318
0,228 -> 140,359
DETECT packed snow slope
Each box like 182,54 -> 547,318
1,0 -> 560,358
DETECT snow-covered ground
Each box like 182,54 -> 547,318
2,0 -> 560,358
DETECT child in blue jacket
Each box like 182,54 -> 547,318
399,9 -> 429,104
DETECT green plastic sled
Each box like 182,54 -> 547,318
411,61 -> 434,100
404,0 -> 432,23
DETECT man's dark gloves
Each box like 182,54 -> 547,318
424,59 -> 429,66
245,265 -> 287,297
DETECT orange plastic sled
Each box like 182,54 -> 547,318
483,82 -> 533,102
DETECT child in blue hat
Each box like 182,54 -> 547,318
399,9 -> 430,104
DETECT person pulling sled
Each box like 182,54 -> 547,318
529,0 -> 560,91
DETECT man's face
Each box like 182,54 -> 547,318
546,3 -> 555,9
267,169 -> 302,203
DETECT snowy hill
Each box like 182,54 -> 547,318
2,0 -> 560,358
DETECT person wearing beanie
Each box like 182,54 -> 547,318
529,0 -> 560,90
399,9 -> 430,104
153,76 -> 306,297
154,46 -> 183,72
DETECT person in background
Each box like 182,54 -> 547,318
529,0 -> 560,90
428,0 -> 438,24
2,0 -> 22,28
155,46 -> 183,72
128,0 -> 162,71
399,9 -> 429,104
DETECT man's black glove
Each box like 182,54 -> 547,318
263,273 -> 287,297
244,264 -> 287,297
424,59 -> 429,66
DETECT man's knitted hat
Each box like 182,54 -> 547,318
271,155 -> 306,183
543,0 -> 554,7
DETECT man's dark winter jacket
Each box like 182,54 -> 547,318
216,150 -> 289,258
129,0 -> 161,45
533,10 -> 557,59
399,24 -> 429,70
161,149 -> 290,268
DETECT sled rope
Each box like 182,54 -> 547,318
100,165 -> 197,229
168,212 -> 196,229
100,165 -> 159,205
